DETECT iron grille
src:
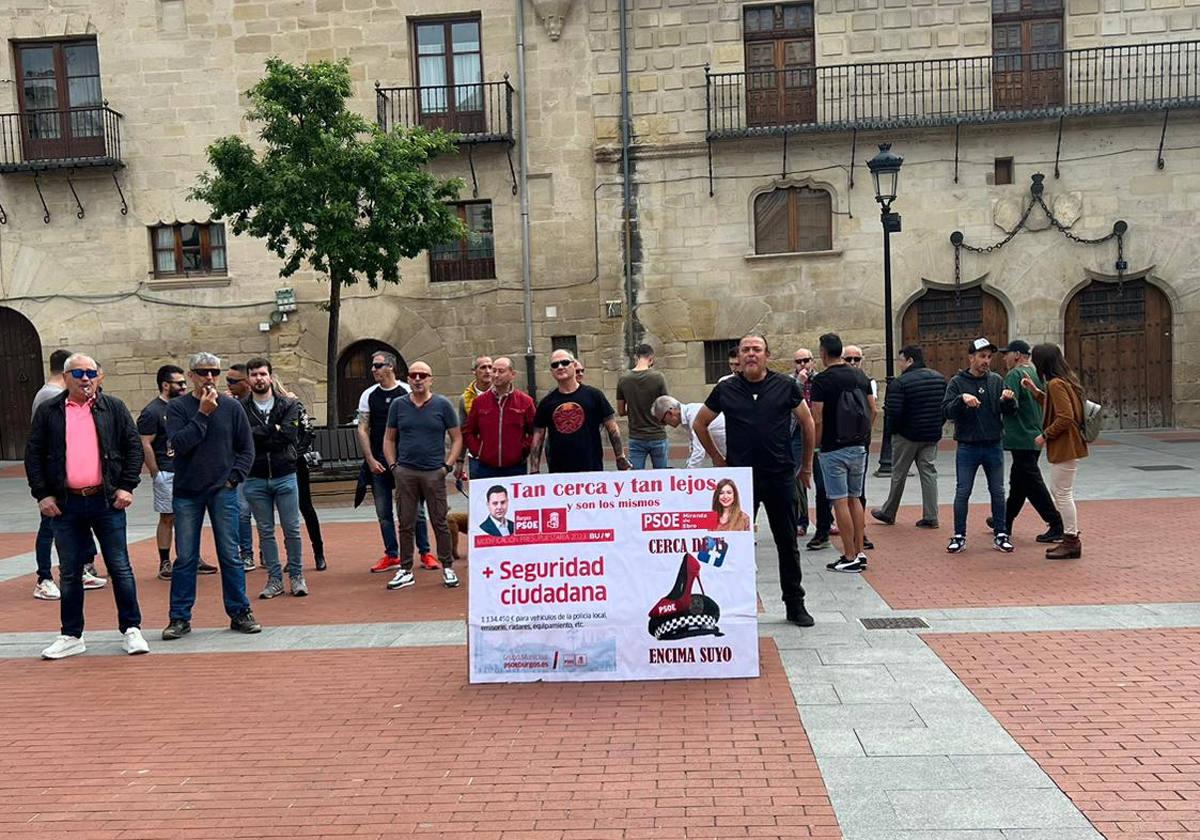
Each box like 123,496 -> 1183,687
1078,282 -> 1145,323
0,105 -> 124,172
919,288 -> 982,332
376,79 -> 514,144
704,339 -> 739,383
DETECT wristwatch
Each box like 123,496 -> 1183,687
443,463 -> 454,474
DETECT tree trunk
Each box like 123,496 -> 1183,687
324,274 -> 342,428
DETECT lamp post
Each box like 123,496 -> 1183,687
866,143 -> 903,476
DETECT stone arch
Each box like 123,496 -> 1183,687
335,339 -> 406,425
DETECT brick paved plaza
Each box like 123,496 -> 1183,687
1,430 -> 1198,839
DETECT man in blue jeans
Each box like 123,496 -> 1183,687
240,357 -> 307,600
25,353 -> 149,659
163,351 -> 262,640
942,338 -> 1019,554
617,343 -> 669,469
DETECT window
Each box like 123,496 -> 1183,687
430,201 -> 495,282
13,38 -> 105,161
704,339 -> 740,384
993,157 -> 1014,185
992,0 -> 1064,110
754,186 -> 832,254
743,3 -> 816,127
551,335 -> 579,357
413,16 -> 484,134
151,223 -> 228,278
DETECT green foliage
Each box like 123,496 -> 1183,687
191,58 -> 465,286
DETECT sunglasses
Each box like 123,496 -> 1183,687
845,357 -> 863,363
550,359 -> 574,369
167,380 -> 187,387
371,362 -> 391,369
794,358 -> 812,364
68,369 -> 100,380
193,368 -> 221,378
408,372 -> 431,381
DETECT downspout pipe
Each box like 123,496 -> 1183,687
618,0 -> 635,362
516,0 -> 537,398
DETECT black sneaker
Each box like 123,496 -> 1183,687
806,534 -> 830,550
1036,526 -> 1064,544
993,533 -> 1015,553
947,535 -> 966,554
870,509 -> 894,525
826,555 -> 865,573
230,611 -> 262,634
915,519 -> 939,529
157,559 -> 173,581
197,558 -> 218,576
162,619 -> 191,640
314,550 -> 327,572
786,602 -> 815,627
986,516 -> 994,529
863,535 -> 875,550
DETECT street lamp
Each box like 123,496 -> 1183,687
866,143 -> 903,476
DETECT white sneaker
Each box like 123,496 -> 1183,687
41,635 -> 85,660
386,569 -> 415,590
122,627 -> 150,655
34,580 -> 61,600
442,568 -> 460,588
81,569 -> 107,590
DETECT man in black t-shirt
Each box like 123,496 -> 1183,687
810,333 -> 877,573
694,334 -> 816,627
137,364 -> 190,581
531,349 -> 630,473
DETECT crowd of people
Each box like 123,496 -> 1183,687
22,331 -> 1090,659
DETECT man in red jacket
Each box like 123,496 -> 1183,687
461,356 -> 536,480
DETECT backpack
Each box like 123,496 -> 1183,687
834,386 -> 872,447
1080,398 -> 1103,443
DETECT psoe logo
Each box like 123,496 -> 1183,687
514,510 -> 541,534
542,508 -> 568,533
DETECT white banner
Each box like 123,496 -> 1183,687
467,468 -> 759,683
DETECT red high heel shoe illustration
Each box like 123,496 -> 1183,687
647,554 -> 722,641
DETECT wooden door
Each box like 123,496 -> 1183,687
992,1 -> 1064,110
1064,280 -> 1173,429
0,308 -> 44,461
744,3 -> 816,128
336,340 -> 406,426
901,287 -> 1010,382
15,40 -> 105,162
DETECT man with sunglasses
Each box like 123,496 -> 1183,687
163,352 -> 261,640
382,361 -> 463,591
26,354 -> 148,659
356,351 -> 435,574
531,349 -> 628,474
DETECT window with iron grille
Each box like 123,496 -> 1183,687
754,186 -> 832,254
704,339 -> 740,383
430,201 -> 495,282
1079,281 -> 1146,324
150,223 -> 227,278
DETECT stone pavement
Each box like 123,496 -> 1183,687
0,430 -> 1198,839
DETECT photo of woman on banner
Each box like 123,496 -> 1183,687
712,478 -> 750,531
478,485 -> 516,536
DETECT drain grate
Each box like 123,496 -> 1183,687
1131,464 -> 1194,471
860,617 -> 929,630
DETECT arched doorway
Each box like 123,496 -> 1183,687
0,307 -> 44,460
1064,279 -> 1173,429
336,339 -> 406,425
901,286 -> 1010,382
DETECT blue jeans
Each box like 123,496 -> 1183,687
243,474 -> 303,581
371,469 -> 429,557
171,487 -> 251,621
953,442 -> 1007,537
473,461 -> 527,480
51,494 -> 141,638
790,428 -> 809,529
37,513 -> 97,581
237,484 -> 254,560
628,438 -> 669,469
818,446 -> 867,500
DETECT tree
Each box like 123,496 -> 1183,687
191,58 -> 465,426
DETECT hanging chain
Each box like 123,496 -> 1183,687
959,198 -> 1037,254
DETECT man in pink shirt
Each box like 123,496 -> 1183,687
25,353 -> 148,660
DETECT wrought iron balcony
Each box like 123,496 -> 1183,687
707,40 -> 1200,140
0,105 -> 124,173
376,78 -> 515,144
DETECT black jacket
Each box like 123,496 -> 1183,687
943,369 -> 1017,443
241,394 -> 301,479
886,364 -> 947,443
26,391 -> 143,504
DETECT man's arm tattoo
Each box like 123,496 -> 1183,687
606,422 -> 623,456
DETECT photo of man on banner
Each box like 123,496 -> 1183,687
478,484 -> 516,537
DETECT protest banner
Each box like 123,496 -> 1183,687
468,468 -> 758,683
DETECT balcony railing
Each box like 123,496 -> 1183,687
707,40 -> 1200,139
376,78 -> 514,144
0,105 -> 124,172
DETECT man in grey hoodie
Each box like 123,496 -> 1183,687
942,338 -> 1018,554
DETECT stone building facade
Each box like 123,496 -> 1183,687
0,0 -> 1196,458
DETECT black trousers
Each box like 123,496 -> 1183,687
295,460 -> 325,553
812,456 -> 833,536
1005,448 -> 1061,531
752,469 -> 805,606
